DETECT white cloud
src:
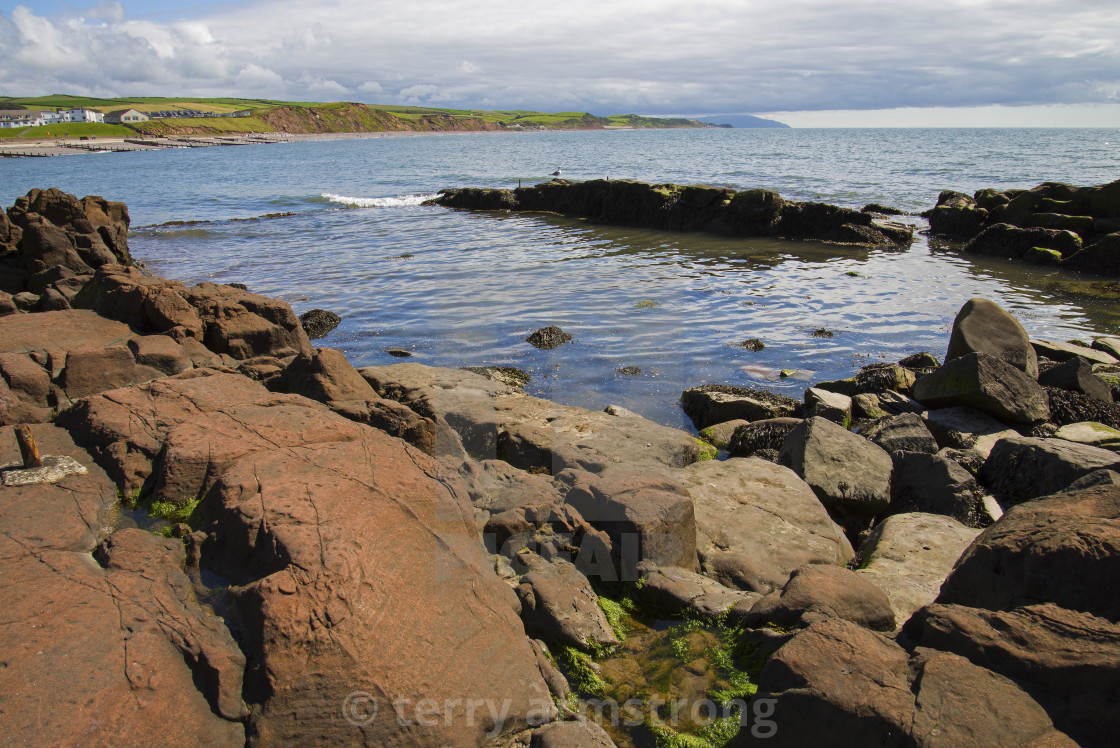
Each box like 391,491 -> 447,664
1,0 -> 1118,122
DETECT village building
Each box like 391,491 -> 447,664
104,109 -> 149,124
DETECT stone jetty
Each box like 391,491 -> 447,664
2,188 -> 1118,747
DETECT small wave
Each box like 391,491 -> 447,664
321,192 -> 438,208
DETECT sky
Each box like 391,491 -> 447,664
2,0 -> 1119,126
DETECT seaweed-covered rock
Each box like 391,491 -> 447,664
526,325 -> 573,349
979,435 -> 1120,507
963,223 -> 1082,261
682,384 -> 801,430
298,308 -> 341,338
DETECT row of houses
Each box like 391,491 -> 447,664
0,108 -> 107,128
0,107 -> 253,129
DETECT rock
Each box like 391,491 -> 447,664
0,308 -> 132,355
557,466 -> 698,580
60,345 -> 164,401
698,418 -> 750,449
603,403 -> 639,417
978,435 -> 1120,507
732,618 -> 1072,748
851,393 -> 887,420
1039,357 -> 1113,401
963,222 -> 1083,261
935,485 -> 1120,619
1067,468 -> 1120,490
529,639 -> 571,704
127,334 -> 193,376
517,554 -> 620,651
909,602 -> 1120,747
636,563 -> 760,617
890,451 -> 985,526
530,718 -> 617,748
60,368 -> 556,744
862,412 -> 938,454
727,417 -> 801,459
742,564 -> 895,631
921,405 -> 1018,458
1033,338 -> 1119,367
1094,335 -> 1120,360
0,352 -> 50,408
853,364 -> 916,396
804,387 -> 851,426
681,384 -> 801,430
912,352 -> 1051,424
856,512 -> 982,627
899,351 -> 941,370
778,416 -> 893,516
526,325 -> 572,349
1064,231 -> 1120,274
75,264 -> 311,360
362,363 -> 698,472
926,190 -> 989,237
298,308 -> 341,338
462,365 -> 531,390
1054,421 -> 1120,451
272,347 -> 377,403
683,457 -> 854,593
0,291 -> 16,316
945,298 -> 1039,377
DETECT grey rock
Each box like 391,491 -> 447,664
805,386 -> 852,425
890,451 -> 984,526
856,512 -> 981,628
912,352 -> 1050,424
517,554 -> 620,652
778,416 -> 893,516
1054,421 -> 1120,451
922,406 -> 1020,458
682,458 -> 854,594
862,412 -> 938,454
681,384 -> 801,430
979,435 -> 1120,507
1033,338 -> 1119,367
945,298 -> 1039,377
1039,357 -> 1113,402
698,418 -> 750,449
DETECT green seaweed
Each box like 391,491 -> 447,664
148,495 -> 203,526
556,645 -> 608,698
693,437 -> 718,461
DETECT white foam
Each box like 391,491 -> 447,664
321,192 -> 436,208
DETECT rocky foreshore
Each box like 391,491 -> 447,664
432,179 -> 916,247
2,189 -> 1120,747
927,179 -> 1120,274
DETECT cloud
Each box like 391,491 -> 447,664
0,0 -> 1118,120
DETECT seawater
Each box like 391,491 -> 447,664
3,128 -> 1119,429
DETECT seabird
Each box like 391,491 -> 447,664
551,168 -> 562,177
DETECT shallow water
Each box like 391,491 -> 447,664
3,128 -> 1118,429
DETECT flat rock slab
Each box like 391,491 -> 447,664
0,308 -> 133,354
1033,338 -> 1119,367
681,457 -> 853,593
1055,421 -> 1120,451
362,362 -> 699,473
913,352 -> 1050,425
856,512 -> 981,628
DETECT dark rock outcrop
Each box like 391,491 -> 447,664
434,179 -> 914,247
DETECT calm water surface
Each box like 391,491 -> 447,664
3,128 -> 1119,429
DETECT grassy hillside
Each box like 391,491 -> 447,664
0,96 -> 713,137
0,122 -> 135,139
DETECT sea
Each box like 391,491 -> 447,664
3,127 -> 1120,430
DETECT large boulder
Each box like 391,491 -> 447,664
59,369 -> 557,744
862,412 -> 938,454
963,223 -> 1083,261
944,298 -> 1038,377
777,416 -> 893,516
730,619 -> 1073,747
681,457 -> 854,593
1039,356 -> 1113,402
1064,232 -> 1120,275
856,512 -> 981,627
890,451 -> 985,525
979,435 -> 1120,507
516,554 -> 620,652
912,352 -> 1050,424
934,485 -> 1120,619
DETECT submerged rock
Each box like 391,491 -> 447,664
526,325 -> 573,349
298,307 -> 341,338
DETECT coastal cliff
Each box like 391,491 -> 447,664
2,189 -> 1119,746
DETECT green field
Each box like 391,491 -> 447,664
0,95 -> 712,138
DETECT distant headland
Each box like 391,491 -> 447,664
0,95 -> 784,140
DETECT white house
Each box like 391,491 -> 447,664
0,110 -> 55,128
64,108 -> 105,123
